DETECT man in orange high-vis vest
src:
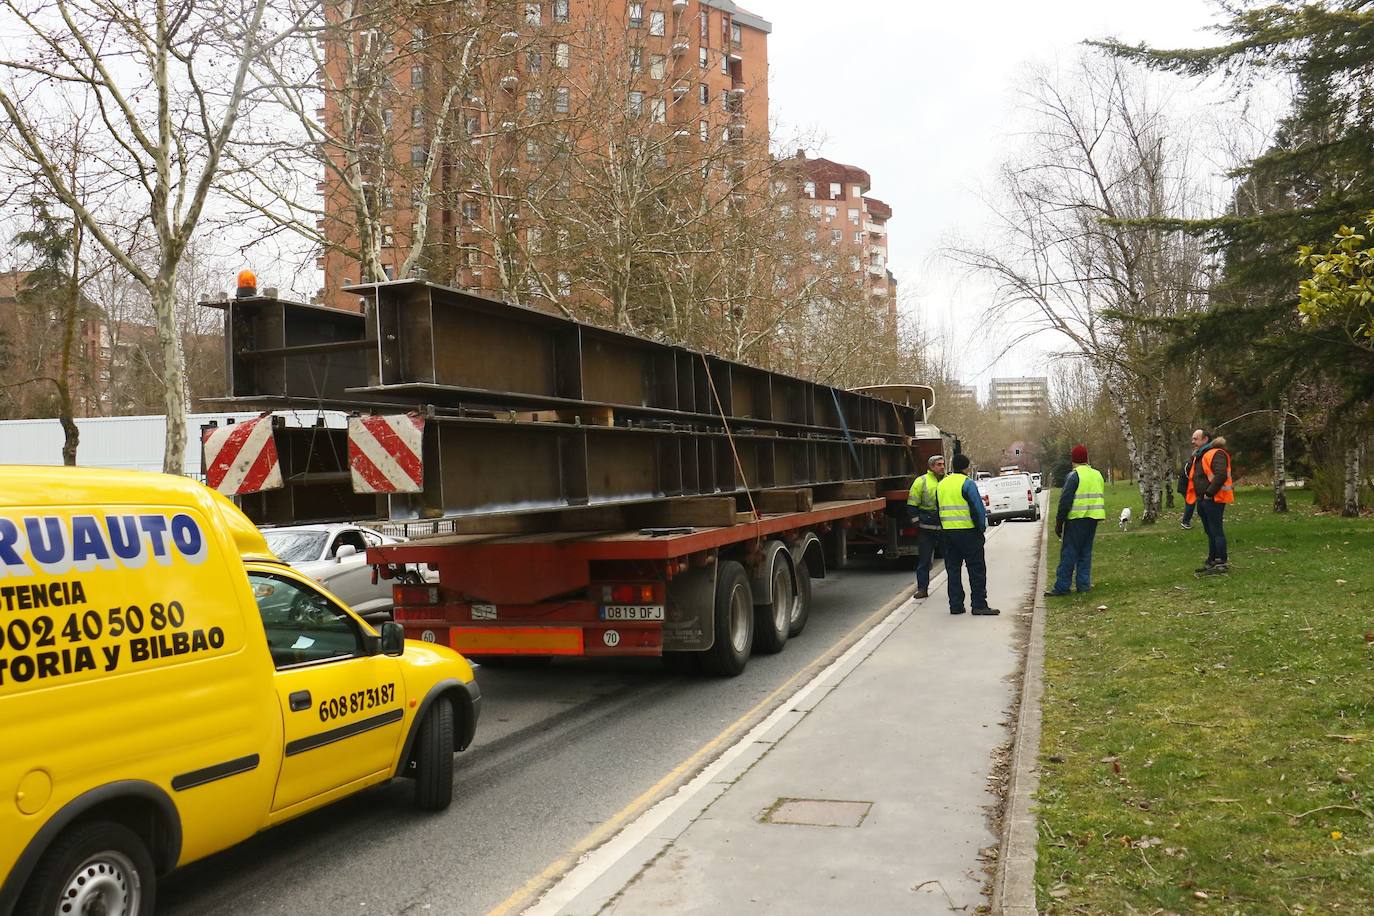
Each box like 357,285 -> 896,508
1189,429 -> 1234,575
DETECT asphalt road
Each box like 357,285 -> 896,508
158,556 -> 919,916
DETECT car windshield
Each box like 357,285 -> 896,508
263,531 -> 330,562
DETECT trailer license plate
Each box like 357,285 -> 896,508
601,605 -> 665,621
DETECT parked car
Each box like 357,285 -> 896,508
261,524 -> 417,620
976,473 -> 1040,524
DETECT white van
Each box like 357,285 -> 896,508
977,473 -> 1039,524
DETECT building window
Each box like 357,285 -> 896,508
849,256 -> 860,271
462,200 -> 480,222
628,2 -> 643,28
803,181 -> 815,198
650,54 -> 666,79
720,88 -> 729,110
779,203 -> 792,217
853,231 -> 863,244
410,145 -> 426,165
410,65 -> 423,86
527,49 -> 543,72
411,106 -> 423,128
528,227 -> 542,251
629,47 -> 643,72
853,184 -> 862,198
722,16 -> 729,42
525,2 -> 541,24
829,182 -> 841,198
465,115 -> 481,135
383,264 -> 396,280
698,47 -> 707,68
650,98 -> 665,122
699,9 -> 708,38
525,90 -> 542,113
773,180 -> 788,195
525,138 -> 540,159
699,83 -> 708,104
382,224 -> 395,246
554,41 -> 570,67
848,207 -> 859,225
699,119 -> 708,141
650,11 -> 665,35
824,205 -> 837,220
720,54 -> 727,74
804,228 -> 816,243
731,22 -> 741,44
553,0 -> 569,22
628,90 -> 644,116
809,204 -> 820,218
382,108 -> 394,130
830,229 -> 841,244
557,271 -> 571,297
554,86 -> 570,113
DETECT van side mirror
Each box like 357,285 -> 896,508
334,544 -> 359,561
379,621 -> 405,656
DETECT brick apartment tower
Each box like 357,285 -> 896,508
318,0 -> 772,311
790,152 -> 897,329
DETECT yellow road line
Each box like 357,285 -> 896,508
484,580 -> 919,916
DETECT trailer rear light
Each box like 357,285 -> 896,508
395,584 -> 440,606
1028,489 -> 1033,503
982,495 -> 990,507
601,583 -> 658,604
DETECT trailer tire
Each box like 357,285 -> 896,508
413,698 -> 455,811
700,561 -> 753,677
788,560 -> 812,637
752,546 -> 794,655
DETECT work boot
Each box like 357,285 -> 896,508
913,588 -> 929,599
1044,590 -> 1070,598
971,606 -> 1001,616
1194,559 -> 1218,573
1199,563 -> 1229,576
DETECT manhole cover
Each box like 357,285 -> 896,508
761,798 -> 872,828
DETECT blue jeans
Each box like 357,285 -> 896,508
1053,518 -> 1098,593
915,528 -> 940,590
1181,501 -> 1195,525
1197,498 -> 1228,564
943,529 -> 989,612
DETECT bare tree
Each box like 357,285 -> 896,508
950,55 -> 1210,522
0,0 -> 301,472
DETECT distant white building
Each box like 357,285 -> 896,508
989,377 -> 1049,421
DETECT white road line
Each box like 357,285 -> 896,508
522,569 -> 946,915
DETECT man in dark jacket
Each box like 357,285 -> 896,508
1178,454 -> 1196,529
1190,429 -> 1233,574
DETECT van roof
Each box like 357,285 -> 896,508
0,466 -> 275,562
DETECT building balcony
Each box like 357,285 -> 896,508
500,72 -> 519,90
866,262 -> 886,276
864,221 -> 885,235
672,83 -> 690,97
671,38 -> 690,55
672,0 -> 687,9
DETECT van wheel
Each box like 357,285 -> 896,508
753,549 -> 793,655
700,561 -> 753,677
413,699 -> 455,811
18,821 -> 155,916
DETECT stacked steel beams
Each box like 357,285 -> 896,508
208,279 -> 931,526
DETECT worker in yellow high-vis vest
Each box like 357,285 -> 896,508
936,453 -> 1000,616
1046,444 -> 1106,596
906,453 -> 946,599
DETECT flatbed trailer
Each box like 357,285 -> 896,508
370,497 -> 883,676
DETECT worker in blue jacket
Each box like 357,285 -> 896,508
935,453 -> 1000,616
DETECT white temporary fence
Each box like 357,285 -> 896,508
0,411 -> 349,481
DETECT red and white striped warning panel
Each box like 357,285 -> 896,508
202,416 -> 283,495
349,413 -> 425,494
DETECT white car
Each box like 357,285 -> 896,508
976,474 -> 1040,524
260,524 -> 412,620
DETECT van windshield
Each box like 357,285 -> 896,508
264,531 -> 329,563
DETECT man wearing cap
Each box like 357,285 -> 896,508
1046,444 -> 1106,596
906,454 -> 946,599
936,453 -> 1000,616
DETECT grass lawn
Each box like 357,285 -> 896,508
1036,483 -> 1374,914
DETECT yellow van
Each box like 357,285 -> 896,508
0,468 -> 480,916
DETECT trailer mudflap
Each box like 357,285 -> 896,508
662,566 -> 716,651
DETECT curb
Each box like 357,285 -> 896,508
991,497 -> 1049,915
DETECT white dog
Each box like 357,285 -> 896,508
1119,506 -> 1132,531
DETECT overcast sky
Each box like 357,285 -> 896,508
748,0 -> 1231,395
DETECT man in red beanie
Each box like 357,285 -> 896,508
1046,444 -> 1106,596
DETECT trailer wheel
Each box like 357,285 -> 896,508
753,547 -> 794,655
413,698 -> 455,811
700,561 -> 753,677
788,562 -> 812,637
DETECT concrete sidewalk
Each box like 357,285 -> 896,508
531,518 -> 1042,915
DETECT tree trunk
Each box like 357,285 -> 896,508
152,275 -> 189,475
58,224 -> 81,466
1272,395 -> 1288,513
1103,371 -> 1150,518
1342,435 -> 1361,518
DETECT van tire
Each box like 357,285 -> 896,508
413,699 -> 455,811
700,561 -> 753,677
18,820 -> 156,916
